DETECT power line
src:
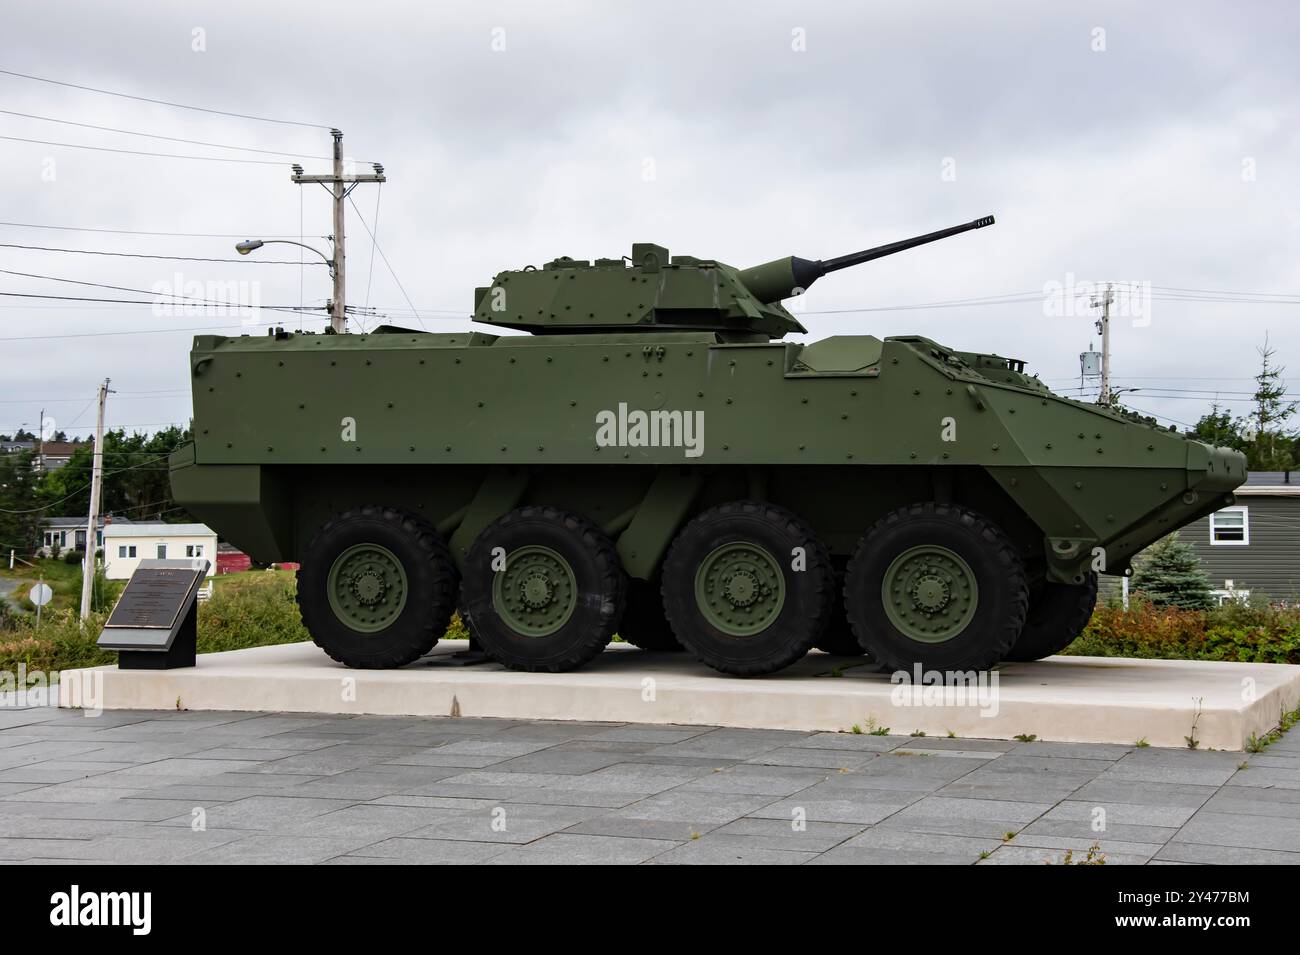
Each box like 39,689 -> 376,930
0,270 -> 320,312
0,315 -> 283,342
347,194 -> 426,331
0,220 -> 324,239
0,241 -> 326,265
0,108 -> 339,160
0,135 -> 290,165
0,68 -> 331,129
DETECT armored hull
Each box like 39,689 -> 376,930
172,217 -> 1246,676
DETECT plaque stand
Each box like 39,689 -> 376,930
118,598 -> 197,670
97,559 -> 209,671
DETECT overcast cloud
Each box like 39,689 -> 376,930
2,0 -> 1298,438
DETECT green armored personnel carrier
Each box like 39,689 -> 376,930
171,215 -> 1247,676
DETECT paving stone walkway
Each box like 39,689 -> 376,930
0,702 -> 1297,864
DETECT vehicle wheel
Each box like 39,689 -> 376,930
297,506 -> 458,668
1003,572 -> 1098,662
844,502 -> 1028,673
662,501 -> 834,676
461,506 -> 626,672
618,577 -> 684,651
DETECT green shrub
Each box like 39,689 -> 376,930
1130,532 -> 1214,610
1063,595 -> 1300,664
64,550 -> 84,565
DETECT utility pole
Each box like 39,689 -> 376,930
79,378 -> 111,621
291,130 -> 385,334
1092,283 -> 1114,405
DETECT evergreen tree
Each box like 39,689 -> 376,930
1131,532 -> 1214,610
1248,332 -> 1297,471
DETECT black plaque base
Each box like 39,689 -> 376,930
117,600 -> 197,670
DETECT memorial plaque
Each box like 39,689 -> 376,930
106,567 -> 203,630
98,559 -> 209,669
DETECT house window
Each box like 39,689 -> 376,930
116,544 -> 138,559
187,545 -> 204,557
1209,506 -> 1249,545
156,544 -> 167,559
96,531 -> 103,547
118,545 -> 127,558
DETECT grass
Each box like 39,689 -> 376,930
0,569 -> 475,677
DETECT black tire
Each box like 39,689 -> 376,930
618,577 -> 684,651
662,501 -> 834,676
461,506 -> 626,672
844,502 -> 1028,673
1003,572 -> 1099,662
297,506 -> 458,668
813,566 -> 868,656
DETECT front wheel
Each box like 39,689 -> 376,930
1003,572 -> 1098,662
844,502 -> 1028,673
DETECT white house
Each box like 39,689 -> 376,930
102,523 -> 218,580
39,516 -> 132,557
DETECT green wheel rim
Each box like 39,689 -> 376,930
694,541 -> 786,637
327,542 -> 409,633
492,545 -> 578,637
882,544 -> 979,644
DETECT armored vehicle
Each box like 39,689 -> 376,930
171,215 -> 1247,676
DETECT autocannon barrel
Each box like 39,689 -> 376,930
737,214 -> 996,304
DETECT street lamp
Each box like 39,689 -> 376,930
235,237 -> 338,332
235,238 -> 334,268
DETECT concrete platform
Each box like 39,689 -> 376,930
60,641 -> 1300,751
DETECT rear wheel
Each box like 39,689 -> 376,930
297,506 -> 458,668
662,501 -> 834,676
1003,572 -> 1098,662
618,577 -> 684,651
844,502 -> 1027,673
461,506 -> 626,672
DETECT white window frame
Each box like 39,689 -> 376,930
1209,505 -> 1249,546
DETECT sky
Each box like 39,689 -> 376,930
1,0 -> 1298,440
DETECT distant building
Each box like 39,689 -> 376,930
1,440 -> 34,454
34,440 -> 86,472
215,542 -> 252,575
1109,471 -> 1300,604
38,515 -> 132,556
102,523 -> 218,579
1178,471 -> 1300,603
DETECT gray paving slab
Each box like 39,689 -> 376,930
343,836 -> 509,864
649,832 -> 818,865
0,707 -> 1298,863
1172,810 -> 1300,852
1153,841 -> 1300,865
483,833 -> 678,865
